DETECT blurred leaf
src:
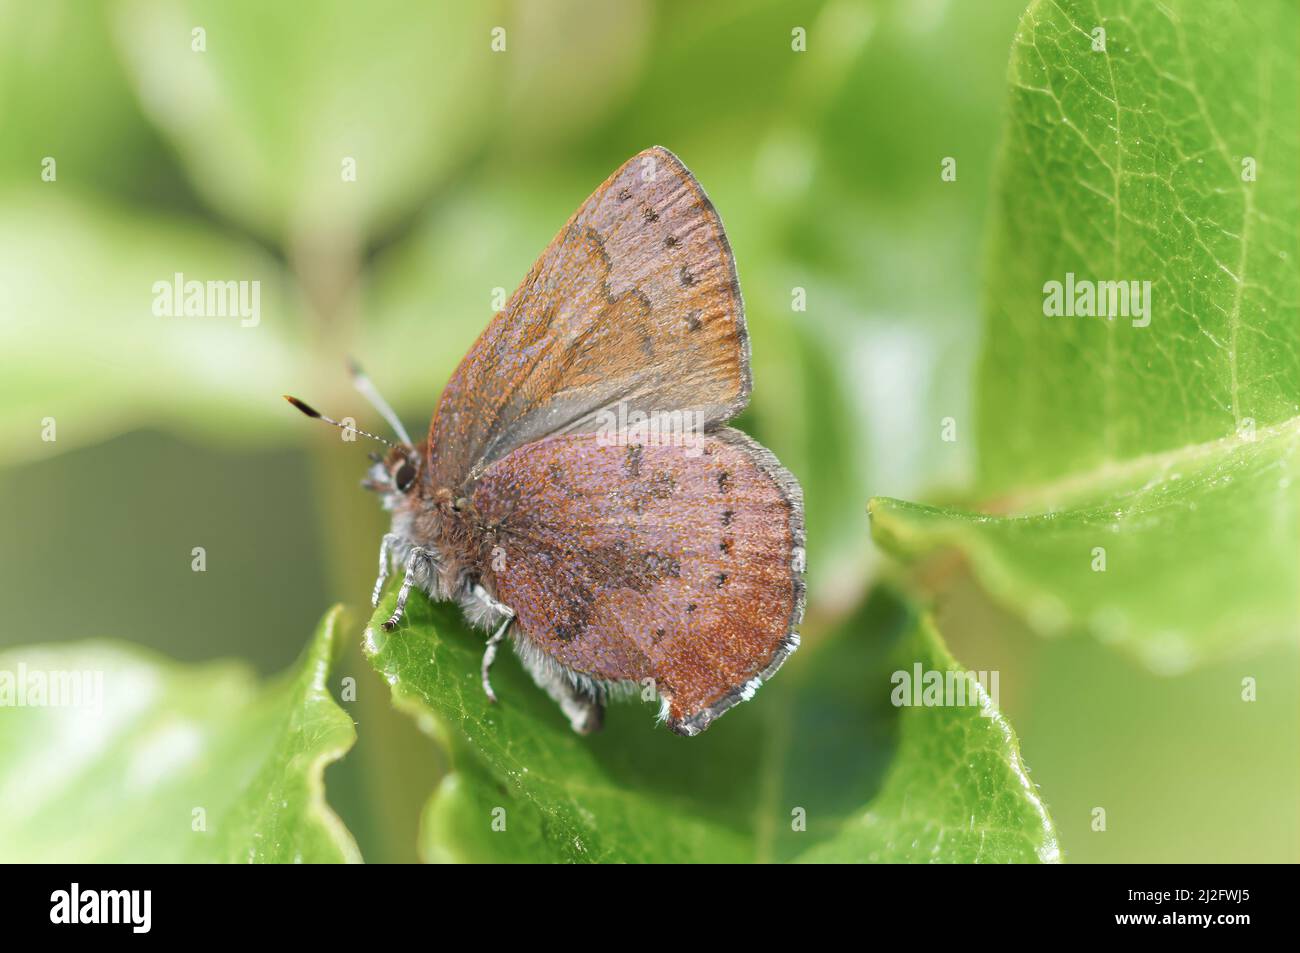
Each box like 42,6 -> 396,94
0,606 -> 359,862
365,585 -> 1058,863
0,187 -> 302,464
996,619 -> 1299,862
600,0 -> 818,154
817,0 -> 1029,214
361,174 -> 580,415
872,0 -> 1300,666
112,0 -> 499,246
0,0 -> 182,203
499,0 -> 652,150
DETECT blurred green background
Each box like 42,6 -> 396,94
1,0 -> 1294,863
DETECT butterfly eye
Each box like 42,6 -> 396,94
394,461 -> 416,491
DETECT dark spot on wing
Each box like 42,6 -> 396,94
585,541 -> 682,595
685,309 -> 702,332
718,471 -> 731,493
548,462 -> 584,500
581,226 -> 611,272
721,509 -> 734,526
624,443 -> 643,478
650,471 -> 676,498
679,265 -> 696,287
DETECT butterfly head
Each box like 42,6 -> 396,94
363,443 -> 424,505
285,360 -> 428,509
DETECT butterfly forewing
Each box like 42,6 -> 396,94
428,146 -> 750,491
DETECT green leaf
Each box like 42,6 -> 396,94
794,615 -> 1060,863
112,0 -> 499,245
873,419 -> 1299,672
364,586 -> 1058,863
0,1 -> 167,200
871,0 -> 1300,667
0,606 -> 360,863
980,0 -> 1298,489
0,187 -> 303,465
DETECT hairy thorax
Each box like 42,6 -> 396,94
389,481 -> 502,628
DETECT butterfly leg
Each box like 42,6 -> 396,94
371,533 -> 402,607
469,583 -> 602,734
381,547 -> 435,631
472,584 -> 514,703
480,615 -> 511,704
514,646 -> 605,735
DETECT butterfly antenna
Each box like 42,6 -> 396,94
283,395 -> 395,448
347,359 -> 413,446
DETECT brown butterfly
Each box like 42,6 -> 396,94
288,146 -> 805,736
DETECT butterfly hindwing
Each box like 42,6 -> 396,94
471,428 -> 805,735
